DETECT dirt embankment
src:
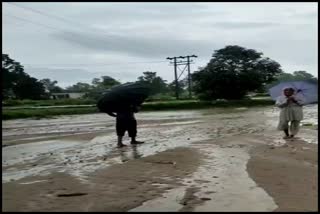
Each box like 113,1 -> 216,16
247,139 -> 318,212
3,137 -> 318,212
2,107 -> 318,212
3,147 -> 202,212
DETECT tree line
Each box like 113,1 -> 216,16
2,45 -> 317,101
2,53 -> 185,100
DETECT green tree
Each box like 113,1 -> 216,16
266,70 -> 318,90
40,78 -> 63,94
168,79 -> 186,97
3,54 -> 24,99
14,76 -> 47,100
137,71 -> 168,95
91,76 -> 120,90
2,54 -> 46,99
192,45 -> 283,100
100,76 -> 121,89
66,82 -> 92,93
91,78 -> 101,87
85,76 -> 121,101
293,71 -> 317,81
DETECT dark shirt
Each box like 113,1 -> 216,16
116,105 -> 137,120
117,111 -> 135,120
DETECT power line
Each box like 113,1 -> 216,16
4,13 -> 64,31
4,12 -> 88,41
6,2 -> 103,34
5,5 -> 188,77
4,14 -> 170,69
6,2 -> 83,28
23,61 -> 169,67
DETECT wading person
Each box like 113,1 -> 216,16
107,104 -> 144,148
276,87 -> 304,139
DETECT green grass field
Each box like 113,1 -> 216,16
2,98 -> 96,107
2,99 -> 275,120
2,107 -> 99,120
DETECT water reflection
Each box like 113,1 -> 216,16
132,145 -> 143,159
118,145 -> 143,163
3,105 -> 317,182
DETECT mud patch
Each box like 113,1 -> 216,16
247,140 -> 318,212
2,105 -> 318,211
2,172 -> 91,212
130,136 -> 278,212
2,147 -> 201,212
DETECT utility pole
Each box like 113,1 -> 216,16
187,56 -> 191,99
166,55 -> 197,100
173,57 -> 179,99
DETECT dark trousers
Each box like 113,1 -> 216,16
116,118 -> 137,138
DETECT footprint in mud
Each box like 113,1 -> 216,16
57,193 -> 88,197
194,179 -> 211,184
200,197 -> 212,201
205,191 -> 217,194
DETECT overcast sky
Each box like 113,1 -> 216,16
3,2 -> 318,88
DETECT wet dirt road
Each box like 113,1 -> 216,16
2,105 -> 318,211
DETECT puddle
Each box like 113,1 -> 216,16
142,120 -> 202,127
2,105 -> 317,184
4,166 -> 53,183
2,125 -> 210,183
129,187 -> 185,212
2,140 -> 82,166
19,180 -> 48,185
191,144 -> 277,212
130,138 -> 278,212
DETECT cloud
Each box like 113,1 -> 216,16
289,10 -> 318,19
209,21 -> 281,29
3,2 -> 317,88
24,67 -> 137,88
52,30 -> 215,58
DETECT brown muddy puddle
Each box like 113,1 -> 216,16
3,105 -> 317,183
2,105 -> 318,211
130,137 -> 278,212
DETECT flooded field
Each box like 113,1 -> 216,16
2,105 -> 318,211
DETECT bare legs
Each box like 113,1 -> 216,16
117,136 -> 126,148
282,121 -> 300,139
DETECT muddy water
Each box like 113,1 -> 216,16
131,137 -> 278,212
3,105 -> 317,182
2,105 -> 318,211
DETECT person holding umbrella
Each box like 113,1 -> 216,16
107,104 -> 144,148
275,87 -> 305,139
269,80 -> 317,139
97,82 -> 150,148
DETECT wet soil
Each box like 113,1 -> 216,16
2,105 -> 318,211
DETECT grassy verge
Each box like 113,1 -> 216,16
2,107 -> 99,120
3,96 -> 196,107
143,99 -> 274,111
2,99 -> 275,120
2,98 -> 96,107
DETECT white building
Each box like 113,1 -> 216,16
51,92 -> 86,99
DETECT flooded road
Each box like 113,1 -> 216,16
2,105 -> 318,211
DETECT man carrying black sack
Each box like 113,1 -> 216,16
107,104 -> 144,148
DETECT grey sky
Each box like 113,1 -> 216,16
3,2 -> 318,88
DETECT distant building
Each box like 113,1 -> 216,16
50,92 -> 86,99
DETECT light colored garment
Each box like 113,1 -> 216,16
276,94 -> 304,134
277,120 -> 301,135
289,120 -> 300,136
